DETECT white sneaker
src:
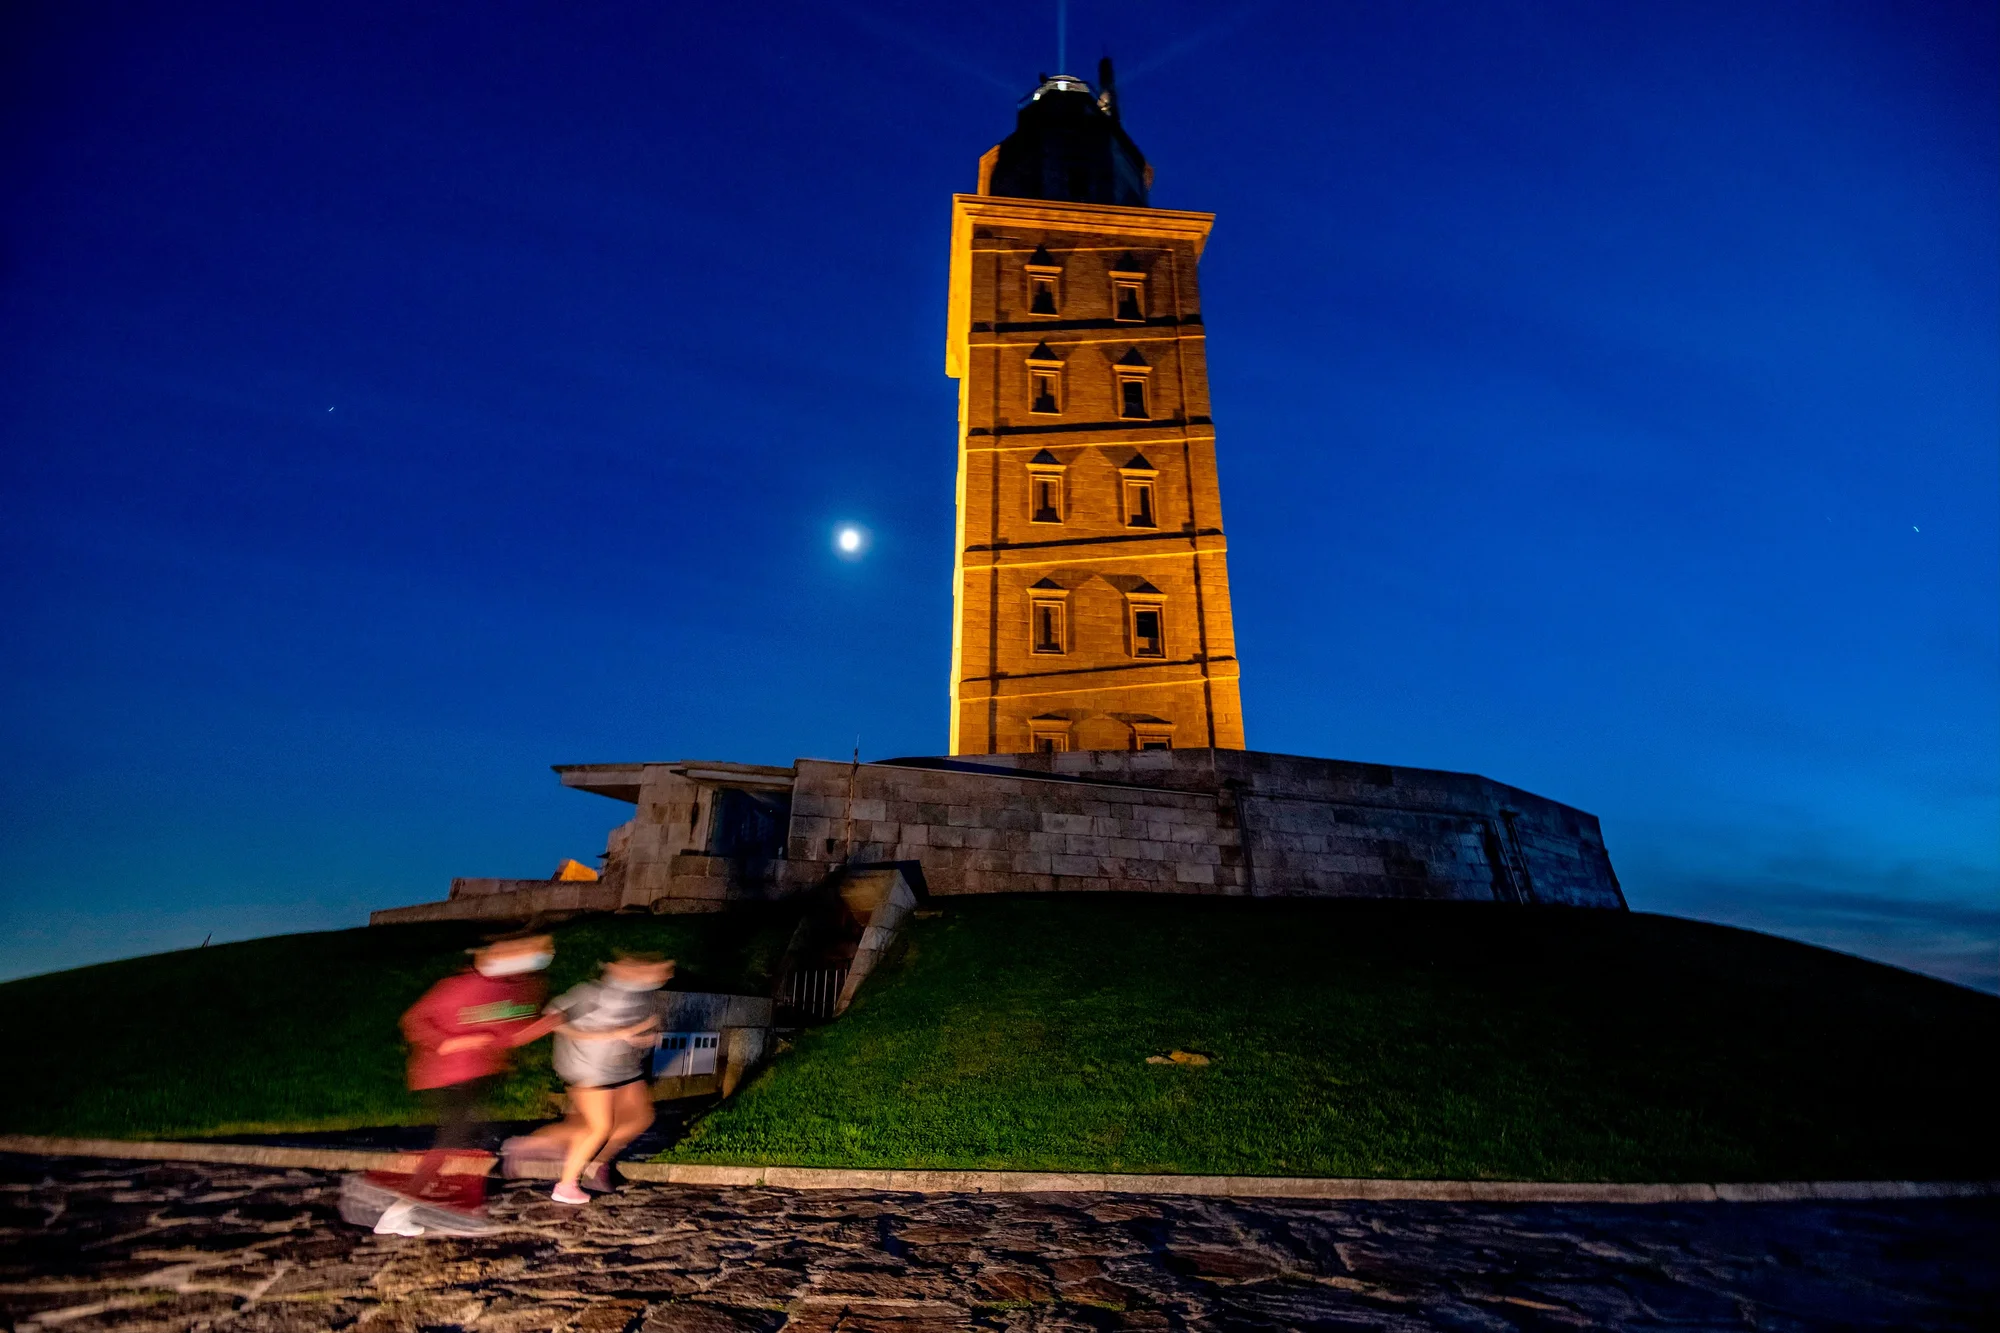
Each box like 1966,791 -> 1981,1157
373,1200 -> 426,1236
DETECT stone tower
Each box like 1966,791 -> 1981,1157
946,62 -> 1246,755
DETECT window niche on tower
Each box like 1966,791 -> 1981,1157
1030,370 -> 1060,413
1029,578 -> 1069,655
1119,453 -> 1158,528
1027,449 -> 1065,524
1029,715 -> 1073,754
1025,245 -> 1063,316
1110,253 -> 1147,323
1115,348 -> 1152,419
1126,581 -> 1166,658
1025,343 -> 1063,416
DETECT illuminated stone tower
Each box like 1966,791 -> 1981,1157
946,61 -> 1245,755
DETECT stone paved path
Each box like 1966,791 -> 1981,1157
2,1155 -> 1993,1331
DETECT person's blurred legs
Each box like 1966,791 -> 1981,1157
580,1082 -> 655,1189
602,1082 -> 655,1157
554,1085 -> 613,1202
407,1075 -> 497,1197
528,1113 -> 581,1141
502,1104 -> 582,1177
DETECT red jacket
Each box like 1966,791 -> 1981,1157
400,969 -> 546,1090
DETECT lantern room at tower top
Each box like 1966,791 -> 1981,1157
982,60 -> 1153,208
947,60 -> 1246,757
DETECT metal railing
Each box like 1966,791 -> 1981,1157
781,967 -> 849,1023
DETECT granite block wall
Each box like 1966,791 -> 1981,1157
371,749 -> 1623,924
787,758 -> 1249,897
773,750 -> 1620,908
941,749 -> 1623,908
371,878 -> 618,925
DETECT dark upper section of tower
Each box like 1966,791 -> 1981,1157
987,58 -> 1150,208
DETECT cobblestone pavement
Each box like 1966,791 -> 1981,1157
2,1156 -> 1993,1332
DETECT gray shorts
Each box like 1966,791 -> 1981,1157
552,1035 -> 647,1089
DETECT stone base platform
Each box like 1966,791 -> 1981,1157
374,748 -> 1624,925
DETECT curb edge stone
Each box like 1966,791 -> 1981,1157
3,1135 -> 1994,1205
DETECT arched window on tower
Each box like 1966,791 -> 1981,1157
1029,715 -> 1072,753
1026,343 -> 1063,417
1037,604 -> 1063,651
1029,578 -> 1069,654
1031,373 -> 1059,413
1115,348 -> 1152,419
1025,245 -> 1062,316
1131,606 -> 1164,656
1119,453 -> 1158,528
1032,474 -> 1061,522
1126,581 -> 1166,658
1027,450 -> 1065,524
1111,254 -> 1147,323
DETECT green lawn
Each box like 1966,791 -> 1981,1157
6,895 -> 1993,1181
662,895 -> 1998,1182
0,909 -> 797,1140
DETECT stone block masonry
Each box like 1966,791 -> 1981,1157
371,748 -> 1622,924
370,877 -> 619,924
945,193 -> 1247,757
788,759 -> 1238,897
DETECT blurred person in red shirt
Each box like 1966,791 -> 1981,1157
374,933 -> 562,1235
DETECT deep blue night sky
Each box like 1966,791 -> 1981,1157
3,2 -> 1994,989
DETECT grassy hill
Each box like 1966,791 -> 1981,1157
662,896 -> 1998,1183
3,894 -> 1992,1182
0,909 -> 797,1140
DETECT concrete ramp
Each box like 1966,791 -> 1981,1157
833,867 -> 920,1015
773,865 -> 921,1021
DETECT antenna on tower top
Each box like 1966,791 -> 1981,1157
1057,0 -> 1068,74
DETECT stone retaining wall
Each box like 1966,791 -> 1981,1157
790,760 -> 1243,896
372,879 -> 617,926
777,751 -> 1622,908
372,747 -> 1623,921
946,749 -> 1622,907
